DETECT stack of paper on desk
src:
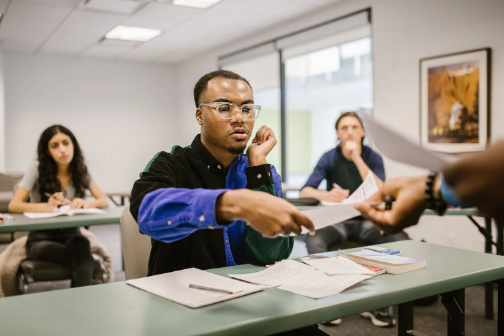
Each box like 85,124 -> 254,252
342,250 -> 426,275
229,260 -> 371,299
297,171 -> 379,234
127,268 -> 265,308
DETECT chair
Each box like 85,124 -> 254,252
17,254 -> 108,294
120,203 -> 151,280
0,174 -> 25,244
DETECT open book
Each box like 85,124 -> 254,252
24,205 -> 106,219
342,250 -> 426,275
127,268 -> 266,308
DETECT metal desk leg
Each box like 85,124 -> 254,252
485,217 -> 494,320
499,278 -> 503,336
441,289 -> 465,336
398,301 -> 414,336
496,216 -> 504,256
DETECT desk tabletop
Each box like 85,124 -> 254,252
0,240 -> 503,336
0,206 -> 124,233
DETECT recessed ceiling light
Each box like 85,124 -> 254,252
172,0 -> 223,9
105,25 -> 161,42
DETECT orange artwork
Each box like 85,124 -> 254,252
427,61 -> 479,144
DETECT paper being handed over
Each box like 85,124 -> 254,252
359,113 -> 448,172
297,171 -> 379,234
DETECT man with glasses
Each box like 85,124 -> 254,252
130,70 -> 314,277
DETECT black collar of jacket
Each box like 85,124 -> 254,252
192,134 -> 241,175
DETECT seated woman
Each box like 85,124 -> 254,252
8,125 -> 108,287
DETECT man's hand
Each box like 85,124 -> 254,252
354,176 -> 427,234
318,189 -> 349,203
48,192 -> 69,207
216,189 -> 315,237
344,140 -> 360,162
246,126 -> 277,166
70,198 -> 88,210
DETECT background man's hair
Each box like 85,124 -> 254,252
193,70 -> 252,107
335,111 -> 365,130
335,111 -> 365,145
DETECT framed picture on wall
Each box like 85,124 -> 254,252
420,48 -> 491,153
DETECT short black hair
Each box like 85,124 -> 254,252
193,70 -> 252,107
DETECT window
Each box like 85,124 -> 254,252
284,37 -> 373,186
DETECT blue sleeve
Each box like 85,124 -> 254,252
367,150 -> 386,181
440,174 -> 471,208
302,152 -> 332,189
138,188 -> 235,243
272,165 -> 282,196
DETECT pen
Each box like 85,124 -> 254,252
189,284 -> 233,294
332,183 -> 343,190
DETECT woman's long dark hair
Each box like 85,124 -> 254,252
37,125 -> 90,202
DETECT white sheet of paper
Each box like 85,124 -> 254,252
229,260 -> 312,287
299,204 -> 360,234
303,256 -> 375,275
297,172 -> 379,234
279,271 -> 371,299
230,260 -> 370,299
360,113 -> 448,172
127,268 -> 264,308
342,171 -> 379,204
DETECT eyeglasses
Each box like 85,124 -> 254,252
199,102 -> 261,120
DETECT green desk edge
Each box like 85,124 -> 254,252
0,206 -> 124,233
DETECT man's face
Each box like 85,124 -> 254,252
197,77 -> 255,155
336,116 -> 365,145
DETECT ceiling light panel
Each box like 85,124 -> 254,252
105,25 -> 161,42
171,0 -> 223,9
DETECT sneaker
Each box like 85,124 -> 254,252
359,308 -> 396,327
324,318 -> 342,326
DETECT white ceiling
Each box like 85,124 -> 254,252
0,0 -> 342,63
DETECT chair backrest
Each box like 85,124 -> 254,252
120,204 -> 151,280
0,172 -> 23,192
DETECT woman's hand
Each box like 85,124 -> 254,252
70,198 -> 88,210
48,192 -> 69,207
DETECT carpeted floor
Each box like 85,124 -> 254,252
318,285 -> 497,336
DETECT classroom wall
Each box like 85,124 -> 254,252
174,0 -> 504,253
4,52 -> 177,192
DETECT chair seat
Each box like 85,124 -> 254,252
19,260 -> 71,282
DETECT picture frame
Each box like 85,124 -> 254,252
420,48 -> 491,153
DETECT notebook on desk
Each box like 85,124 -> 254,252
24,205 -> 106,219
342,250 -> 426,275
126,268 -> 266,308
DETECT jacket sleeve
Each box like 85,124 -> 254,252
244,164 -> 294,265
130,152 -> 233,243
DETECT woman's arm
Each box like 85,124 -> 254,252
8,188 -> 57,213
86,186 -> 109,208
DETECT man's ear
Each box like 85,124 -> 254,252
196,108 -> 203,125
